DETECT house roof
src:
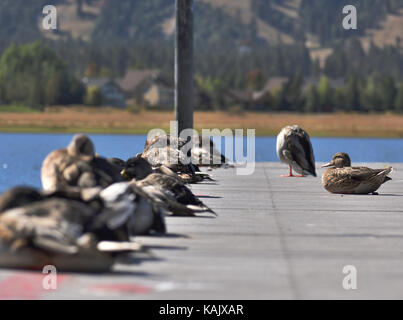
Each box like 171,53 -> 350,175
116,70 -> 159,92
262,77 -> 289,92
82,77 -> 114,87
225,89 -> 253,102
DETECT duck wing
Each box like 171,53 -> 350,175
349,166 -> 393,183
286,127 -> 316,176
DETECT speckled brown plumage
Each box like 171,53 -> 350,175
141,134 -> 215,183
41,134 -> 123,191
322,152 -> 393,194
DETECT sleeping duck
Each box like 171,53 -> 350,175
321,152 -> 393,195
141,134 -> 214,183
135,173 -> 216,216
276,125 -> 316,177
0,185 -> 144,271
41,134 -> 123,192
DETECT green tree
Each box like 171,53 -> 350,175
378,76 -> 396,111
395,83 -> 403,113
304,84 -> 319,113
317,76 -> 333,112
344,75 -> 361,112
361,77 -> 381,112
0,41 -> 84,108
333,87 -> 346,111
84,85 -> 103,106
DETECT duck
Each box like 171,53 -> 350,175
119,155 -> 210,183
321,152 -> 393,195
118,156 -> 216,215
129,173 -> 216,217
0,186 -> 144,272
141,134 -> 214,183
192,134 -> 229,167
276,125 -> 316,177
41,134 -> 123,191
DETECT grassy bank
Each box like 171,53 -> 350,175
1,107 -> 403,137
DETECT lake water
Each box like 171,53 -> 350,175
0,133 -> 401,192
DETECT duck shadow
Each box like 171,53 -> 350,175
148,232 -> 190,238
195,182 -> 219,186
342,193 -> 403,197
168,215 -> 217,219
195,195 -> 223,199
143,244 -> 187,251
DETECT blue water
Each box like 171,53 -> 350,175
0,133 -> 401,192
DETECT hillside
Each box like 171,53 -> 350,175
31,0 -> 403,49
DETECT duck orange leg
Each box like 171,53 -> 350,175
281,165 -> 306,178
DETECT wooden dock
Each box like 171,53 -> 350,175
0,162 -> 402,299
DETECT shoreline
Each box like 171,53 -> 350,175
1,108 -> 403,138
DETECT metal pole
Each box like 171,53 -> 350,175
175,0 -> 194,135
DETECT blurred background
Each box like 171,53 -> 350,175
0,0 -> 403,136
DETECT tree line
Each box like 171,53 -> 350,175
0,39 -> 402,113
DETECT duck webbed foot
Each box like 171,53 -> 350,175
281,166 -> 305,178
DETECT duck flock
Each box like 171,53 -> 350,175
0,126 -> 394,273
0,134 -> 227,272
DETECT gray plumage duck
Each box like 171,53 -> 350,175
276,125 -> 316,177
133,173 -> 216,217
41,135 -> 166,236
41,134 -> 123,192
119,156 -> 216,216
0,186 -> 144,272
192,135 -> 229,167
321,152 -> 393,195
142,134 -> 214,183
119,156 -> 182,182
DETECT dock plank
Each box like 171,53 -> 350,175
0,162 -> 402,299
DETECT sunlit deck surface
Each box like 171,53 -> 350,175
1,162 -> 403,299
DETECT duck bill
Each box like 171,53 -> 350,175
321,162 -> 334,168
120,169 -> 130,180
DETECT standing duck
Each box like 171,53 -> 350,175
276,125 -> 316,177
321,152 -> 393,195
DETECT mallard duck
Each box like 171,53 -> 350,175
0,186 -> 144,271
107,157 -> 126,172
321,152 -> 393,195
192,135 -> 229,167
142,134 -> 214,183
130,173 -> 216,217
276,125 -> 316,177
41,134 -> 123,191
121,154 -> 214,184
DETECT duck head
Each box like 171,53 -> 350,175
322,152 -> 351,168
121,156 -> 153,181
67,134 -> 95,160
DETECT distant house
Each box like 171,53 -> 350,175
116,70 -> 160,105
223,89 -> 254,108
143,83 -> 174,109
82,77 -> 126,108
